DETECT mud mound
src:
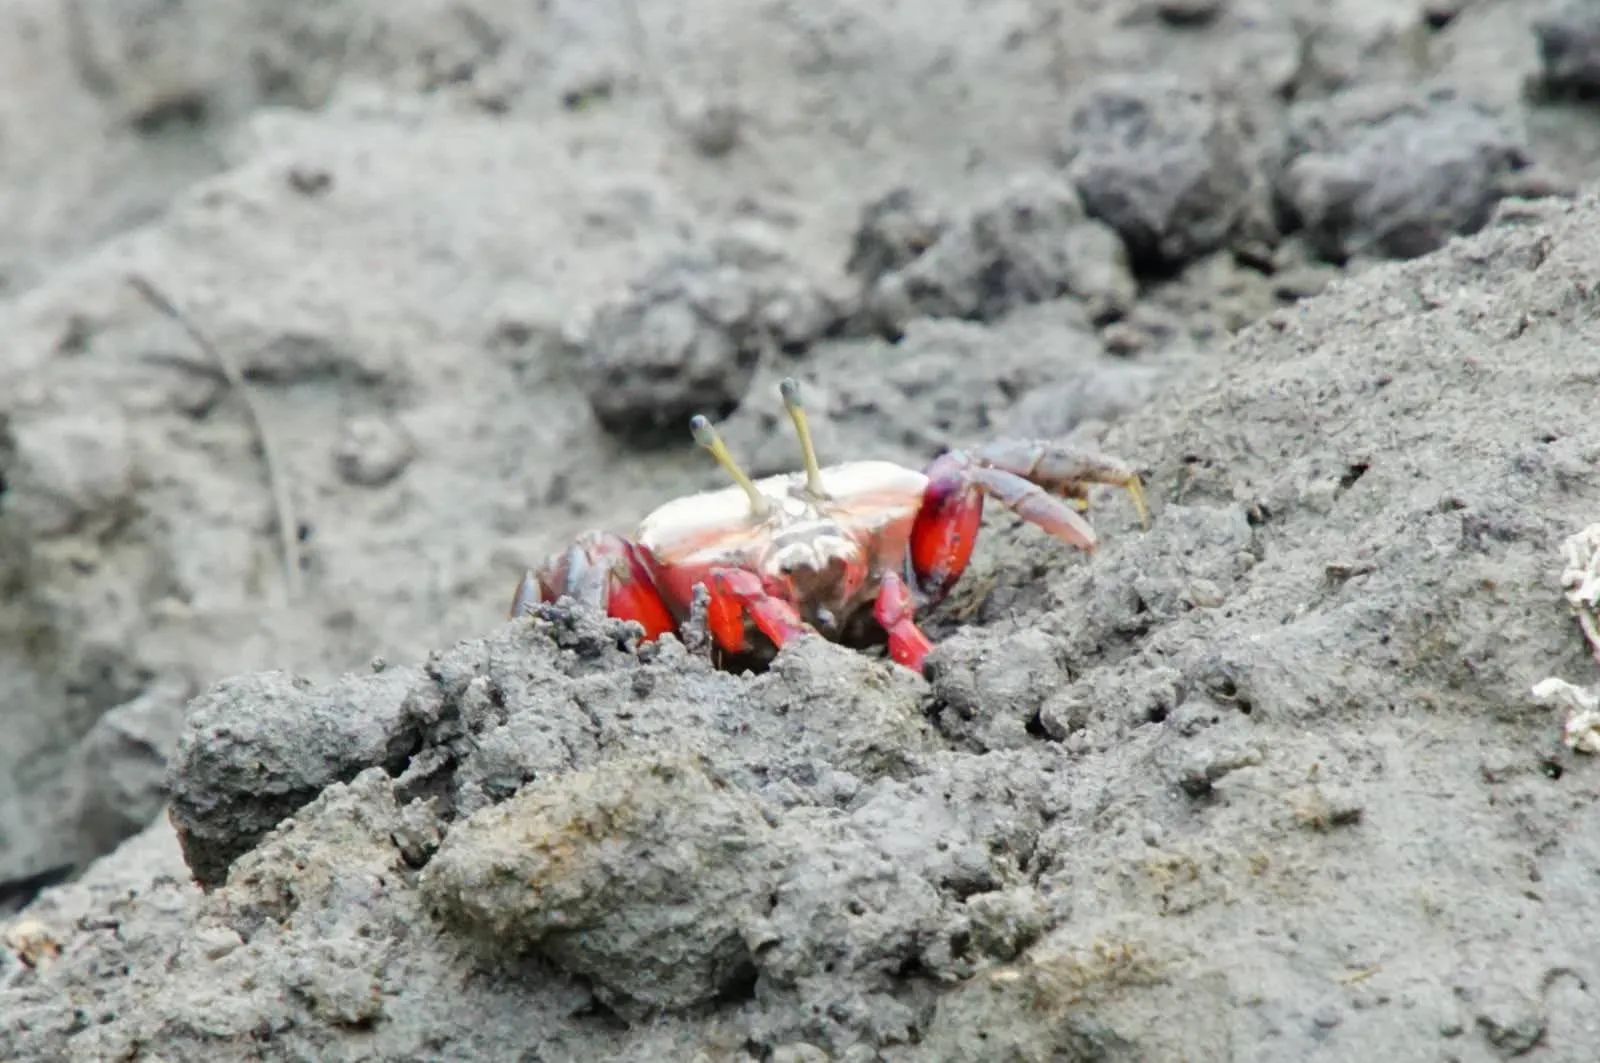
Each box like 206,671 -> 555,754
5,0 -> 1592,902
5,192 -> 1598,1062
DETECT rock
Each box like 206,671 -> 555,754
1060,74 -> 1272,273
421,753 -> 776,1015
1279,86 -> 1534,262
582,247 -> 844,446
1532,0 -> 1600,98
859,174 -> 1137,334
165,667 -> 424,888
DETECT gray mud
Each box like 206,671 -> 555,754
4,0 -> 1600,1060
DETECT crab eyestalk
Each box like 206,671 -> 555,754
779,377 -> 827,499
690,414 -> 772,517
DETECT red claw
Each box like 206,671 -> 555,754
910,447 -> 1111,603
909,452 -> 985,602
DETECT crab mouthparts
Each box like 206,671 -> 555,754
770,542 -> 857,606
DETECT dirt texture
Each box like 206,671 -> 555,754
3,0 -> 1600,1060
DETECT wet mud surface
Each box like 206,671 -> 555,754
3,0 -> 1600,1060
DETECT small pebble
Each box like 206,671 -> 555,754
679,96 -> 742,157
1101,321 -> 1151,356
333,416 -> 414,488
193,926 -> 243,960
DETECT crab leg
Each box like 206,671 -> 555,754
966,465 -> 1101,548
512,529 -> 678,641
967,440 -> 1149,528
873,570 -> 934,672
705,568 -> 812,657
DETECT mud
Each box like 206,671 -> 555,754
3,0 -> 1600,1060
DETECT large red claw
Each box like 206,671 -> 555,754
910,447 -> 1110,604
608,551 -> 679,640
909,452 -> 985,602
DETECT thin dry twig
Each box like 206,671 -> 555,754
126,274 -> 304,601
1337,964 -> 1382,985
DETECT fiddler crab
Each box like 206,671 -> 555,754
512,378 -> 1148,674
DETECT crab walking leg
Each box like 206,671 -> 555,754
966,466 -> 1101,549
909,451 -> 1103,601
512,529 -> 678,641
873,570 -> 934,672
968,440 -> 1149,529
706,568 -> 812,657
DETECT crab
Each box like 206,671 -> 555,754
512,378 -> 1147,674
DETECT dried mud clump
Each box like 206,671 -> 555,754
421,752 -> 776,1015
166,667 -> 424,888
854,174 -> 1137,337
1279,86 -> 1536,262
1532,0 -> 1600,99
1058,74 -> 1276,274
581,244 -> 846,445
845,187 -> 948,285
